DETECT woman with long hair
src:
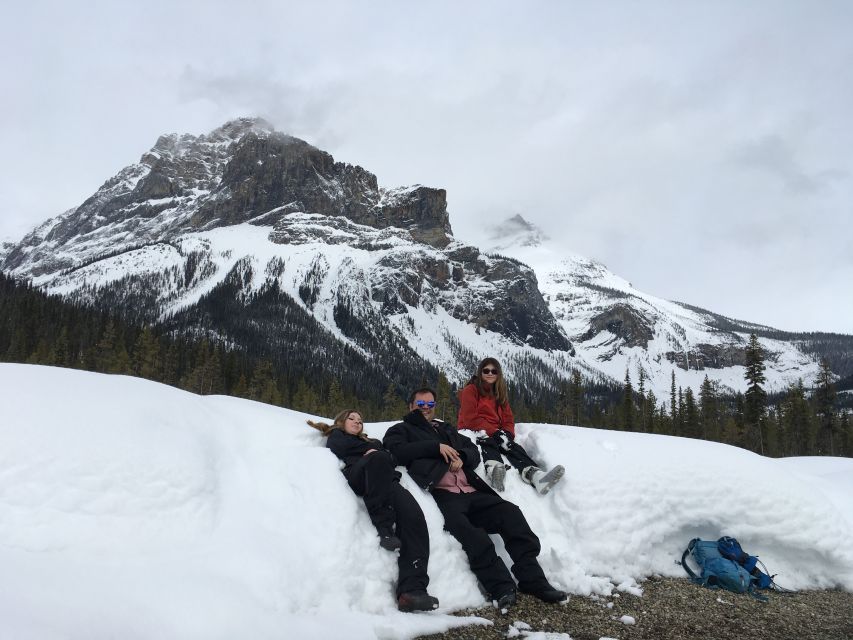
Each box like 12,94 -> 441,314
457,358 -> 565,495
308,409 -> 438,612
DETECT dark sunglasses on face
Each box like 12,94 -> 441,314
481,368 -> 499,375
415,400 -> 436,408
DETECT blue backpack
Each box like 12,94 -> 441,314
681,537 -> 775,599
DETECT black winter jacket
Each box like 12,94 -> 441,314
383,410 -> 494,494
326,429 -> 384,469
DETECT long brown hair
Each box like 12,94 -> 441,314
307,409 -> 369,440
471,357 -> 509,406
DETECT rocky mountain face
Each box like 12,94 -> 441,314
4,119 -> 452,276
2,119 -> 573,396
3,118 -> 849,400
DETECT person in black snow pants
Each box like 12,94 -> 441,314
308,409 -> 439,613
383,389 -> 567,611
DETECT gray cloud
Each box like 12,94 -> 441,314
2,0 -> 852,333
731,134 -> 841,194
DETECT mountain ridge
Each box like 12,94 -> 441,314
2,117 -> 850,401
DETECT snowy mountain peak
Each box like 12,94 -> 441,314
487,214 -> 549,251
142,118 -> 277,163
207,116 -> 276,141
1,118 -> 456,278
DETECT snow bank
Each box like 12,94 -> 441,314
1,364 -> 851,639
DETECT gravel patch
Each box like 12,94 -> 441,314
416,577 -> 853,640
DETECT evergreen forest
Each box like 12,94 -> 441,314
1,271 -> 850,457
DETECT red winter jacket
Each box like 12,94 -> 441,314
457,383 -> 515,436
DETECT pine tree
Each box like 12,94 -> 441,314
636,368 -> 646,433
840,412 -> 852,457
683,387 -> 698,438
781,380 -> 811,456
699,375 -> 718,441
658,402 -> 669,434
232,372 -> 249,399
435,372 -> 452,421
674,387 -> 685,437
669,370 -> 677,435
569,369 -> 583,426
113,335 -> 132,374
328,379 -> 345,413
382,382 -> 404,420
765,407 -> 781,457
183,340 -> 216,394
204,346 -> 224,395
744,334 -> 767,454
94,320 -> 119,372
622,368 -> 634,431
132,327 -> 161,379
645,388 -> 658,433
161,343 -> 180,386
50,327 -> 71,367
250,360 -> 282,406
5,327 -> 29,362
556,381 -> 570,425
733,392 -> 746,447
813,358 -> 837,455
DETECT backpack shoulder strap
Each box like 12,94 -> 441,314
681,539 -> 702,583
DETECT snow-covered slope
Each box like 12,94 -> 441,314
30,217 -> 572,386
485,217 -> 823,397
1,364 -> 851,639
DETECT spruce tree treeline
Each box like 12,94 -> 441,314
1,272 -> 850,456
0,272 -> 417,419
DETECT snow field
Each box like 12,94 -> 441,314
1,363 -> 852,640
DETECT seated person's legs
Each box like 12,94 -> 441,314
433,492 -> 516,599
477,434 -> 508,491
390,482 -> 430,596
483,431 -> 566,496
345,451 -> 397,547
468,494 -> 567,602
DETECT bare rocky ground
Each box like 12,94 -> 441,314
416,576 -> 853,640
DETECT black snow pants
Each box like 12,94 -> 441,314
477,432 -> 539,473
432,489 -> 549,598
345,450 -> 430,596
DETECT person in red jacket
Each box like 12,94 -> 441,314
457,357 -> 565,495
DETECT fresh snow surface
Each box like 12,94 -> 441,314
487,234 -> 822,398
1,364 -> 852,640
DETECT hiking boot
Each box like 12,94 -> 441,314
494,590 -> 517,611
485,460 -> 506,492
379,534 -> 402,551
523,465 -> 565,495
397,591 -> 439,612
518,579 -> 569,603
530,585 -> 569,604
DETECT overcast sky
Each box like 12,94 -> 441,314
2,1 -> 851,333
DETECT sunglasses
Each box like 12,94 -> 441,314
415,400 -> 436,408
481,368 -> 499,375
